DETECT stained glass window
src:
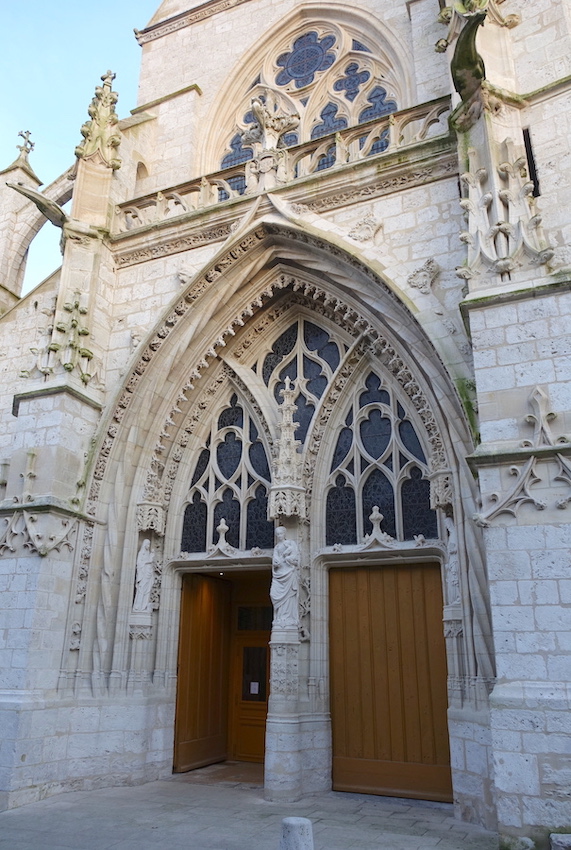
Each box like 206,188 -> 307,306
181,393 -> 273,552
326,475 -> 357,545
333,63 -> 371,102
259,319 -> 341,445
276,31 -> 336,88
358,86 -> 398,123
311,103 -> 348,139
325,371 -> 438,543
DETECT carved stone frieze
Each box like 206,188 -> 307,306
134,0 -> 253,44
129,625 -> 153,640
473,387 -> 571,525
114,223 -> 234,265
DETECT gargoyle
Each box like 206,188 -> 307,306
451,11 -> 487,102
6,182 -> 67,229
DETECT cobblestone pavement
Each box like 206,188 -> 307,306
0,764 -> 499,850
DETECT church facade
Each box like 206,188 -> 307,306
1,1 -> 571,846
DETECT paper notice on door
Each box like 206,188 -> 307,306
250,682 -> 259,695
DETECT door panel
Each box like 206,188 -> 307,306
229,635 -> 269,762
330,564 -> 452,802
174,574 -> 231,772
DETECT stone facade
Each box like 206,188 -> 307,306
0,1 -> 570,847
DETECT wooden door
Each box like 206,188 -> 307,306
329,563 -> 452,802
174,574 -> 231,772
228,577 -> 271,763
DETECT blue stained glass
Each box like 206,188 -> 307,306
326,474 -> 357,545
333,62 -> 371,102
304,321 -> 340,370
246,486 -> 274,549
304,321 -> 329,350
221,134 -> 254,169
358,86 -> 397,123
384,456 -> 393,471
316,145 -> 336,171
399,420 -> 426,463
359,373 -> 390,407
331,426 -> 353,471
401,466 -> 437,539
362,469 -> 396,537
274,359 -> 298,403
249,421 -> 258,442
248,473 -> 255,488
218,174 -> 246,202
276,31 -> 336,89
352,39 -> 371,53
262,323 -> 298,385
397,402 -> 406,419
345,409 -> 354,426
399,451 -> 409,470
303,355 -> 327,398
346,458 -> 355,475
281,132 -> 299,147
294,393 -> 315,442
359,127 -> 390,156
217,432 -> 242,479
181,493 -> 207,552
311,103 -> 348,139
190,448 -> 210,487
249,439 -> 271,480
218,395 -> 243,429
213,489 -> 240,548
360,409 -> 391,459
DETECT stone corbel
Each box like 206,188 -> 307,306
136,501 -> 166,535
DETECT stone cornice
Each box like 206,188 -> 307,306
460,277 -> 571,318
467,442 -> 571,471
12,385 -> 103,417
135,0 -> 253,44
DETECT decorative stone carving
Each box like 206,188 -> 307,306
436,1 -> 520,54
360,506 -> 396,550
136,502 -> 165,535
206,518 -> 237,558
457,140 -> 554,281
75,522 -> 94,603
270,641 -> 299,696
473,387 -> 571,525
407,258 -> 440,294
444,516 -> 461,604
132,539 -> 157,613
242,91 -> 299,194
0,510 -> 77,558
75,71 -> 121,170
270,527 -> 300,628
348,213 -> 381,243
269,377 -> 306,520
69,622 -> 82,650
129,624 -> 153,640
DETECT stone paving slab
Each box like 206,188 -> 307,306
0,775 -> 500,850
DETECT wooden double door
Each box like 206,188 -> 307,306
330,563 -> 452,802
174,571 -> 271,772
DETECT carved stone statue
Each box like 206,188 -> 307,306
244,93 -> 300,151
444,516 -> 461,604
132,538 -> 156,613
270,526 -> 300,628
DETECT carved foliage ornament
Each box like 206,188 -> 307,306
75,71 -> 121,170
0,511 -> 77,558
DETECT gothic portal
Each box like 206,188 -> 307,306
1,2 -> 571,847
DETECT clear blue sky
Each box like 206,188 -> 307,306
1,1 -> 160,292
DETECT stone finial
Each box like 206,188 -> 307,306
0,131 -> 41,183
75,71 -> 121,170
16,130 -> 34,162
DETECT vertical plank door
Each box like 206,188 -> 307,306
330,564 -> 452,802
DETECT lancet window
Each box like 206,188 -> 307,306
180,393 -> 274,552
325,372 -> 437,546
